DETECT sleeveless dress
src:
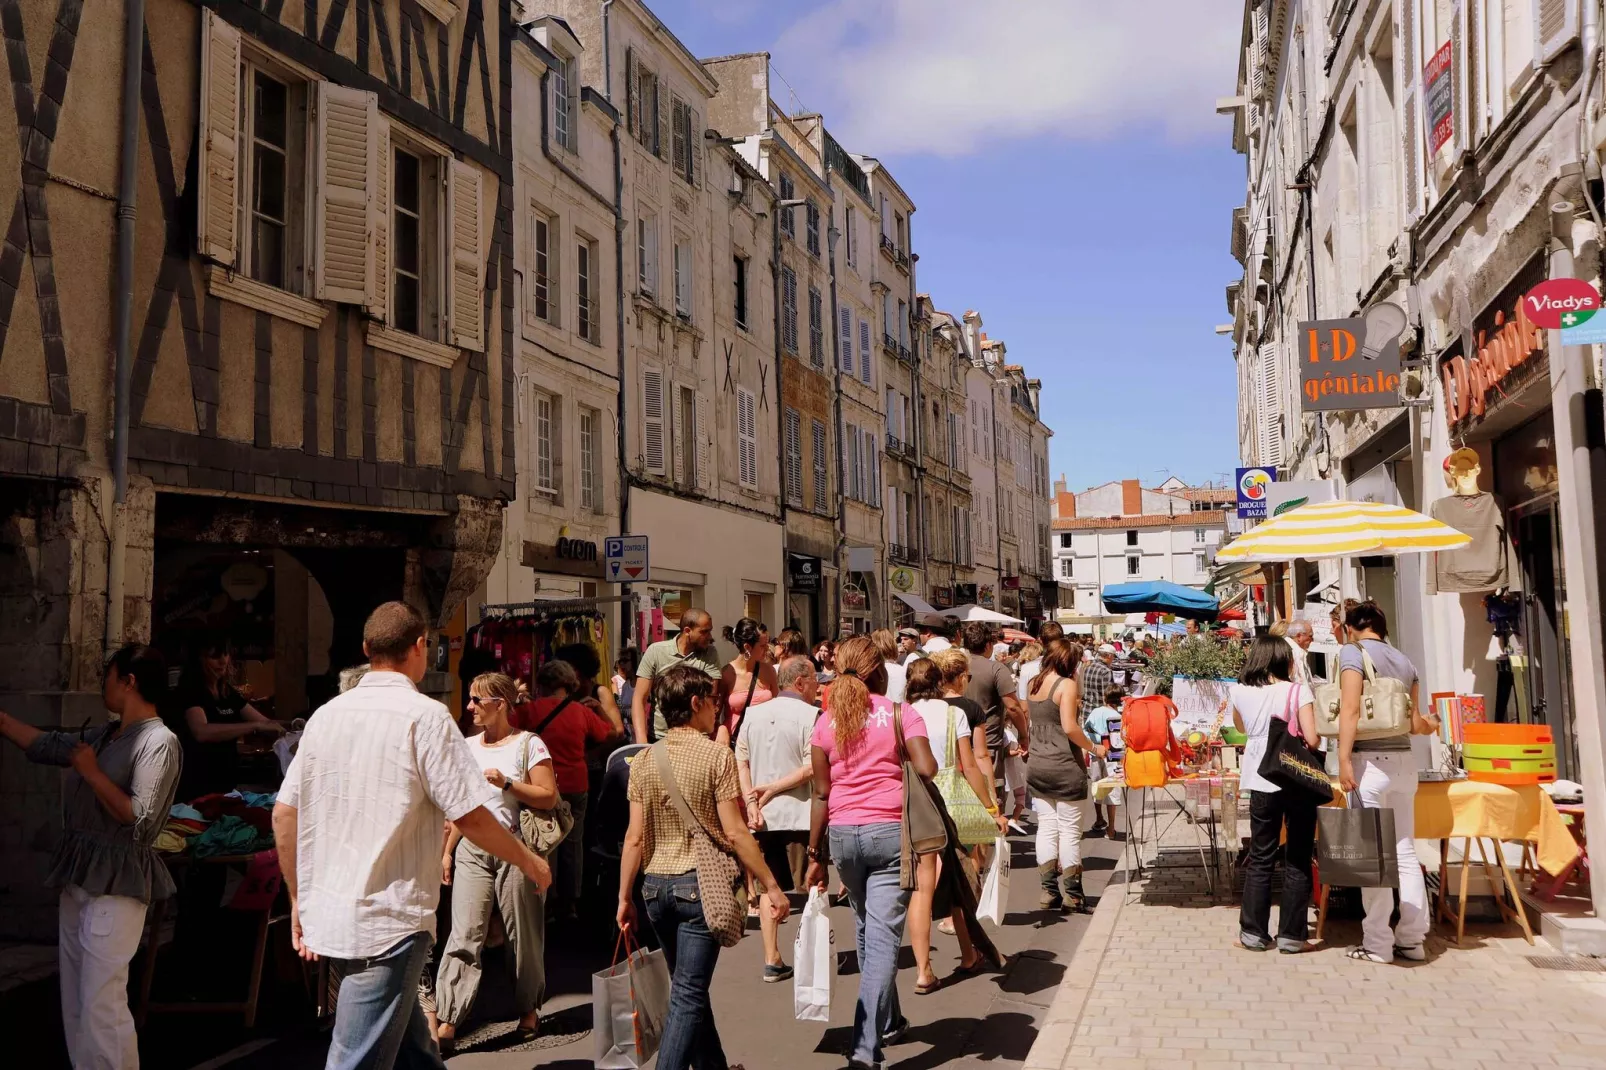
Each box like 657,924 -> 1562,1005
1026,677 -> 1088,802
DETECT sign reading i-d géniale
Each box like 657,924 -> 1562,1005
1297,319 -> 1403,411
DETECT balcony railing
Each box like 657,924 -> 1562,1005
882,332 -> 898,353
885,433 -> 903,454
889,542 -> 917,565
897,343 -> 911,363
880,232 -> 895,255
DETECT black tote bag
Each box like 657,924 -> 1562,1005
1257,684 -> 1334,806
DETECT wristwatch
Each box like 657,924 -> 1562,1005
806,844 -> 823,861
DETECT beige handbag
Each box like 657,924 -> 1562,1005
517,732 -> 573,857
1313,643 -> 1412,740
651,742 -> 748,948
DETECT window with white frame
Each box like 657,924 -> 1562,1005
808,286 -> 824,368
577,235 -> 599,343
637,213 -> 657,296
390,142 -> 446,339
533,391 -> 557,494
845,205 -> 857,266
784,408 -> 803,505
1194,527 -> 1205,544
1061,557 -> 1073,579
673,238 -> 691,317
553,54 -> 577,152
579,406 -> 597,510
1060,533 -> 1071,549
780,266 -> 798,353
1195,551 -> 1207,574
531,208 -> 557,324
737,387 -> 759,489
811,419 -> 828,507
778,173 -> 795,237
1126,554 -> 1140,576
631,60 -> 661,155
805,200 -> 821,256
238,64 -> 308,290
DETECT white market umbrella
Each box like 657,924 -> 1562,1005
940,604 -> 1025,624
1215,499 -> 1472,563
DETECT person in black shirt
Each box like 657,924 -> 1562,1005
173,642 -> 283,799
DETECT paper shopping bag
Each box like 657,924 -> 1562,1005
792,888 -> 835,1022
592,936 -> 670,1068
976,835 -> 1010,928
1316,801 -> 1398,889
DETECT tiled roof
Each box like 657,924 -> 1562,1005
1053,510 -> 1232,531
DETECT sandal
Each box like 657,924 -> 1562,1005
1346,946 -> 1391,964
950,958 -> 987,979
914,975 -> 942,995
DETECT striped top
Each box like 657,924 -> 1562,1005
1215,500 -> 1472,562
279,672 -> 496,959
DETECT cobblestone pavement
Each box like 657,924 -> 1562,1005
1026,798 -> 1606,1070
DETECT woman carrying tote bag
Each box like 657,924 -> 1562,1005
1230,637 -> 1321,954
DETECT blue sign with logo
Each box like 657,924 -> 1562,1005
1236,466 -> 1276,519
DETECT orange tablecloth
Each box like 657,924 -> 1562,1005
1414,780 -> 1580,876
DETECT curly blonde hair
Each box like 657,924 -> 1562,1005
826,636 -> 887,753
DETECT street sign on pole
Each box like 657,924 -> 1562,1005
604,536 -> 649,583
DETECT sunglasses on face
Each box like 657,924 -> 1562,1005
468,695 -> 501,706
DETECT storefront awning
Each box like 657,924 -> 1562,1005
894,592 -> 939,615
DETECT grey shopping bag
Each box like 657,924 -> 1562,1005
592,933 -> 670,1068
1316,795 -> 1399,889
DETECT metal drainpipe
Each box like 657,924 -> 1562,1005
601,0 -> 631,645
768,174 -> 788,614
825,190 -> 846,638
106,0 -> 144,654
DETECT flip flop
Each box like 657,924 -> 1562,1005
914,976 -> 941,995
950,958 -> 987,979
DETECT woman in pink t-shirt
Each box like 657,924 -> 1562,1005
804,637 -> 935,1069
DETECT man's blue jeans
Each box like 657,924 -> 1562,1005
830,822 -> 910,1068
325,931 -> 445,1070
643,871 -> 727,1070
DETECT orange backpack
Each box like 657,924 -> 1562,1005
1122,695 -> 1181,762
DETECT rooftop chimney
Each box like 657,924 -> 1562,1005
1055,482 -> 1076,519
1121,479 -> 1142,516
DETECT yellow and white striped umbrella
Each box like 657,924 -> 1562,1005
1215,499 -> 1472,562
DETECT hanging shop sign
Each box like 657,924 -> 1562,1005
788,553 -> 822,591
1297,318 -> 1402,411
1002,575 -> 1021,591
841,583 -> 868,612
978,584 -> 996,608
1441,303 -> 1545,425
1235,466 -> 1276,519
954,583 -> 978,604
1424,40 -> 1454,155
522,538 -> 605,579
1522,277 -> 1601,329
1020,587 -> 1043,614
932,586 -> 954,609
888,566 -> 916,593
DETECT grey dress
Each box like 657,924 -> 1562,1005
25,716 -> 183,903
1026,677 -> 1088,802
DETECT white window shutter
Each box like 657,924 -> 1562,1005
642,365 -> 665,475
858,320 -> 871,383
840,307 -> 853,372
197,10 -> 241,266
738,388 -> 757,489
1397,0 -> 1423,223
313,82 -> 380,305
1452,3 -> 1471,153
690,110 -> 702,188
370,122 -> 391,320
448,159 -> 484,351
696,393 -> 711,490
656,74 -> 669,159
670,381 -> 684,485
1256,342 -> 1284,468
1535,0 -> 1580,64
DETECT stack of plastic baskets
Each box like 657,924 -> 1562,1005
1461,723 -> 1556,785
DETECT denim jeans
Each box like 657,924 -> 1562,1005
1238,789 -> 1318,948
326,931 -> 444,1070
830,822 -> 910,1068
643,871 -> 727,1070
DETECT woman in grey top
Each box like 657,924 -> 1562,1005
0,644 -> 182,1069
1025,640 -> 1109,913
1334,602 -> 1439,964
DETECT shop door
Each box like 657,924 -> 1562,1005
1513,505 -> 1577,778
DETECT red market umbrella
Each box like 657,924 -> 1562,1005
1002,628 -> 1033,644
1218,607 -> 1246,621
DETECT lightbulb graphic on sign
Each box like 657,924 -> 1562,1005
1359,302 -> 1407,361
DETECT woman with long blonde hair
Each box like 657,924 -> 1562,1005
805,636 -> 936,1069
436,672 -> 560,1050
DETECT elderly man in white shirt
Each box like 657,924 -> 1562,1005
736,656 -> 820,982
1284,619 -> 1315,686
273,602 -> 551,1070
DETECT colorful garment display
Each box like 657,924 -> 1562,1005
466,604 -> 610,692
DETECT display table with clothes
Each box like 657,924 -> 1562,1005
1415,779 -> 1579,946
137,791 -> 290,1027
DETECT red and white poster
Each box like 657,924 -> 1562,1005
1424,41 -> 1454,155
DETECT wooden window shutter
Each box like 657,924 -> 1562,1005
1256,343 -> 1283,468
448,159 -> 485,351
690,110 -> 702,187
370,122 -> 391,320
1397,0 -> 1423,223
858,319 -> 871,383
197,10 -> 242,266
737,388 -> 757,489
1535,0 -> 1580,64
643,365 -> 665,475
839,306 -> 853,372
655,75 -> 668,159
313,82 -> 380,305
671,96 -> 687,176
696,393 -> 711,490
624,48 -> 636,136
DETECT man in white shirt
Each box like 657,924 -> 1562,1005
919,622 -> 952,654
273,602 -> 551,1070
1285,619 -> 1314,685
736,656 -> 820,982
896,627 -> 923,666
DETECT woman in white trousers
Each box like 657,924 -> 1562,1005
0,645 -> 183,1069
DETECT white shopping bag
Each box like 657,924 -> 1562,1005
976,835 -> 1010,928
792,887 -> 835,1022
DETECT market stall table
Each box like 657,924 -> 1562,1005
1415,779 -> 1579,946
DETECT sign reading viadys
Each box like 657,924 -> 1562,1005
1424,40 -> 1454,155
1298,319 -> 1402,411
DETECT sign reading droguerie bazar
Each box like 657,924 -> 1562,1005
1297,318 -> 1402,411
1424,40 -> 1454,155
1442,302 -> 1545,424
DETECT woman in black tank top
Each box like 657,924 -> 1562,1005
1026,640 -> 1108,912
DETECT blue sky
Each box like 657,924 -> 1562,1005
654,0 -> 1245,491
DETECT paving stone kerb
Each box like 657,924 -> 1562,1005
1023,853 -> 1606,1070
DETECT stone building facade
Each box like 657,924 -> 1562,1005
1,0 -> 517,937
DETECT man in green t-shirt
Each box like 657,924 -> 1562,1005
631,609 -> 721,741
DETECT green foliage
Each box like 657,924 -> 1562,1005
1142,636 -> 1246,695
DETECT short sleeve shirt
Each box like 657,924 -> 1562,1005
964,654 -> 1017,751
627,728 -> 740,875
464,730 -> 551,830
1339,639 -> 1417,752
638,639 -> 723,739
811,695 -> 928,825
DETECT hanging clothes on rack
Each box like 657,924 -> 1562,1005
464,598 -> 620,692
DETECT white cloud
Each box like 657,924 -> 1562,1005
770,0 -> 1241,156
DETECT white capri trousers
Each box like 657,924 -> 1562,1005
1033,797 -> 1093,870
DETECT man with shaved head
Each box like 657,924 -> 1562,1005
632,608 -> 720,742
735,655 -> 819,981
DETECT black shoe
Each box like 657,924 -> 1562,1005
763,962 -> 794,983
881,1015 -> 909,1046
1088,821 -> 1109,837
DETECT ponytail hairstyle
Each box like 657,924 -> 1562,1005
826,636 -> 888,753
471,672 -> 523,709
105,644 -> 168,705
725,616 -> 765,657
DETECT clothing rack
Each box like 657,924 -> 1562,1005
479,595 -> 627,621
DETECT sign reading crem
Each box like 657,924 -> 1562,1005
1297,316 -> 1402,411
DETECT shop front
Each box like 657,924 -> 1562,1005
840,546 -> 880,636
786,552 -> 828,639
888,565 -> 924,627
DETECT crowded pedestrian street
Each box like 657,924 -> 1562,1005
11,1 -> 1606,1069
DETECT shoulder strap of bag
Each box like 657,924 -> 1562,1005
1359,643 -> 1380,684
518,731 -> 530,783
533,696 -> 574,736
651,740 -> 720,848
892,702 -> 908,765
727,666 -> 762,744
944,704 -> 960,766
